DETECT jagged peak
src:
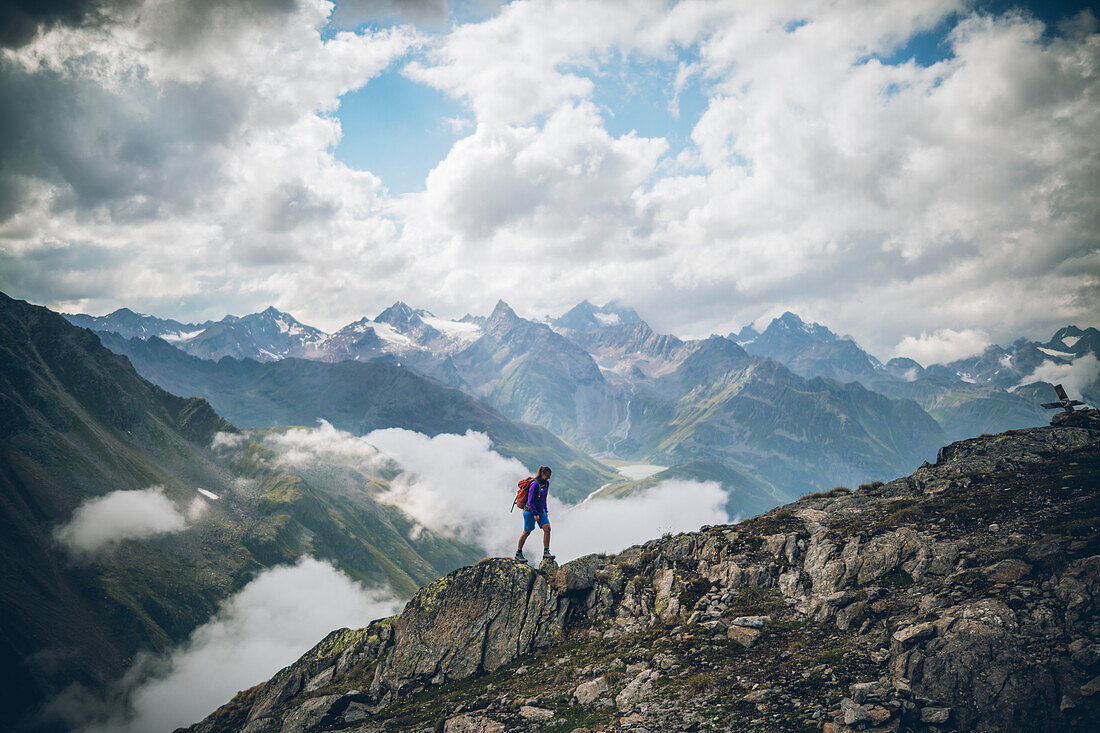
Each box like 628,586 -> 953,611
555,299 -> 642,331
731,324 -> 760,344
777,311 -> 804,325
372,302 -> 430,336
490,299 -> 518,320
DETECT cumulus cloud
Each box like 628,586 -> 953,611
210,430 -> 246,450
366,427 -> 529,550
60,557 -> 399,733
260,422 -> 729,560
0,0 -> 138,49
0,0 -> 415,321
3,0 -> 1098,356
1018,353 -> 1100,402
330,0 -> 451,28
891,328 -> 991,365
553,480 -> 729,560
55,487 -> 187,556
265,419 -> 388,473
370,425 -> 727,559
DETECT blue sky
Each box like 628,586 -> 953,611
330,0 -> 1097,194
334,45 -> 714,193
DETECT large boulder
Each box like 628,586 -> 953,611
372,559 -> 568,697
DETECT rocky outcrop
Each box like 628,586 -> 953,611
189,426 -> 1100,733
1052,408 -> 1100,429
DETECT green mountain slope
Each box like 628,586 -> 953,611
613,346 -> 947,501
96,330 -> 617,503
0,293 -> 481,729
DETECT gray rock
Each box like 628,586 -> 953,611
443,714 -> 505,733
919,706 -> 951,723
616,669 -> 655,712
374,560 -> 565,696
741,688 -> 772,703
574,676 -> 610,705
892,622 -> 935,646
984,559 -> 1032,584
841,697 -> 872,726
730,615 -> 770,628
303,666 -> 334,693
849,682 -> 879,704
519,705 -> 554,721
279,695 -> 339,733
728,625 -> 762,648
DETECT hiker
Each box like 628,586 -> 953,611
516,465 -> 554,563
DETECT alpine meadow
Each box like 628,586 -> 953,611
1,1 -> 1098,732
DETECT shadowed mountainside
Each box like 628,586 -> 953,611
0,293 -> 482,730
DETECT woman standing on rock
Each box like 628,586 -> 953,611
516,466 -> 554,563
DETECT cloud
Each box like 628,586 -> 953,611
54,487 -> 187,556
265,419 -> 389,473
2,0 -> 1098,358
553,480 -> 729,560
330,0 -> 451,28
891,328 -> 991,365
261,422 -> 729,561
0,0 -> 415,321
0,0 -> 137,49
370,425 -> 728,559
210,430 -> 246,450
57,557 -> 399,733
410,102 -> 666,240
1018,353 -> 1100,401
366,427 -> 529,551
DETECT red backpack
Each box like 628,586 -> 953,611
513,477 -> 534,511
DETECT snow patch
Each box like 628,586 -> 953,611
1037,346 -> 1074,358
616,464 -> 667,480
369,321 -> 415,347
421,316 -> 482,342
1062,336 -> 1080,348
162,329 -> 204,343
197,489 -> 219,500
594,312 -> 621,326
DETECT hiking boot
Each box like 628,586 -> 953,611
515,549 -> 527,563
543,549 -> 555,561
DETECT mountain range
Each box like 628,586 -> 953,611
6,289 -> 1096,731
65,299 -> 1097,501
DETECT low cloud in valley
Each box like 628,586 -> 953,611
67,557 -> 399,733
260,422 -> 731,560
54,487 -> 187,556
1019,354 -> 1100,403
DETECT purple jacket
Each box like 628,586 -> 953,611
526,478 -> 549,515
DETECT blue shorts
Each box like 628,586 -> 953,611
523,509 -> 549,531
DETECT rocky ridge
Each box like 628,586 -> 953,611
189,426 -> 1099,733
